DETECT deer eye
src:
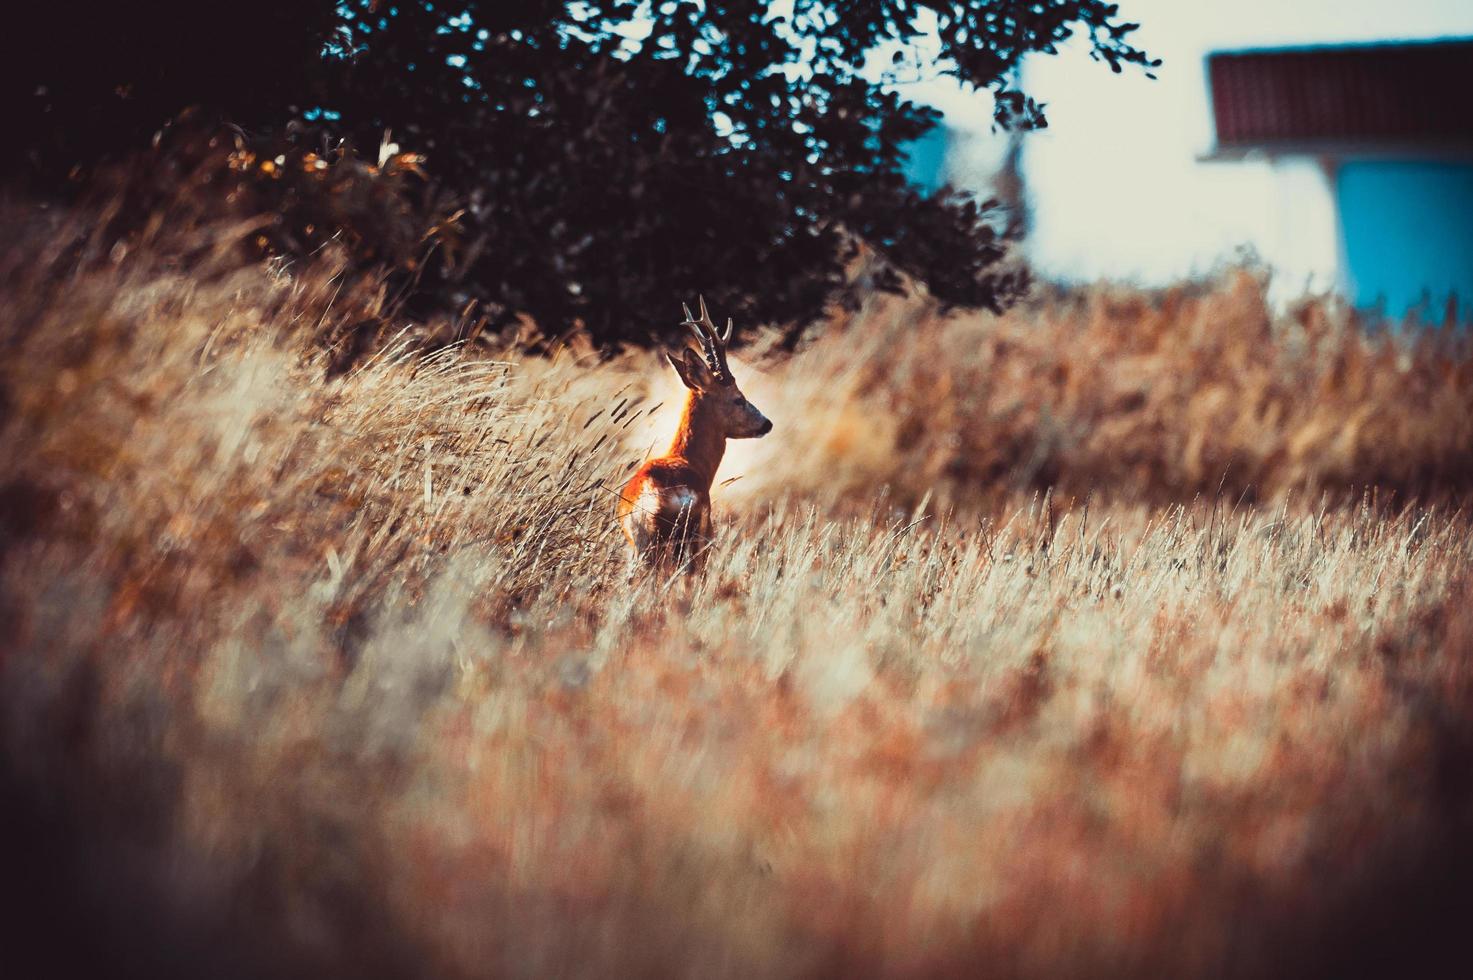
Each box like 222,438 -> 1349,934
732,395 -> 744,405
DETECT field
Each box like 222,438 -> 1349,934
3,206 -> 1473,978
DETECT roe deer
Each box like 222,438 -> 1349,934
618,297 -> 771,570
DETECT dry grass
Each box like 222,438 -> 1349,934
3,209 -> 1473,978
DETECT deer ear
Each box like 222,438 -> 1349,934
666,347 -> 713,391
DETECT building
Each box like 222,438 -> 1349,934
1203,38 -> 1473,318
892,2 -> 1473,316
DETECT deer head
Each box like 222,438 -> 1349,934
665,296 -> 772,439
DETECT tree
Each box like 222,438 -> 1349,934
2,3 -> 337,183
4,2 -> 1156,349
324,1 -> 1156,346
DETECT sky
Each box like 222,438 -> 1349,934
891,0 -> 1473,287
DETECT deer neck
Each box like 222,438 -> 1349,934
667,391 -> 726,490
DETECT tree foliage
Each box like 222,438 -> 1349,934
4,1 -> 1156,347
3,3 -> 336,178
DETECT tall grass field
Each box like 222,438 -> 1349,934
3,196 -> 1472,977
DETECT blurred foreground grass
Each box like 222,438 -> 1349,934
2,203 -> 1472,977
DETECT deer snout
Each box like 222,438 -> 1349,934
758,418 -> 773,436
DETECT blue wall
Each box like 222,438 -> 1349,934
902,125 -> 951,196
1337,160 -> 1473,320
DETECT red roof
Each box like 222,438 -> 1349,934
1208,38 -> 1473,154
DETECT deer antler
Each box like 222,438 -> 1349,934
681,295 -> 733,382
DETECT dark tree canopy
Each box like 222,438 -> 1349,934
4,1 -> 1156,347
4,3 -> 336,178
